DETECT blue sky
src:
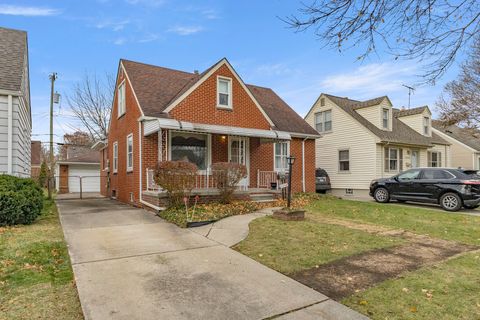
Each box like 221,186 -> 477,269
0,1 -> 467,144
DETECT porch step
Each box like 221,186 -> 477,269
250,193 -> 277,203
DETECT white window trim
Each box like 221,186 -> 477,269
113,141 -> 118,173
315,109 -> 332,133
338,148 -> 350,173
382,108 -> 389,129
428,151 -> 442,167
168,131 -> 212,173
126,133 -> 133,172
273,141 -> 290,172
117,80 -> 126,118
216,76 -> 232,109
384,147 -> 403,172
423,116 -> 430,135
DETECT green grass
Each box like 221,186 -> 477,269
234,216 -> 403,274
343,252 -> 480,320
307,196 -> 480,245
0,198 -> 83,320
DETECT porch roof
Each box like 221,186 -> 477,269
142,117 -> 293,140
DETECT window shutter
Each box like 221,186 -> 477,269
384,147 -> 389,172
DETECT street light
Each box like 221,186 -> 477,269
286,155 -> 295,208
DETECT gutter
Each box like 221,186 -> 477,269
302,137 -> 308,192
7,95 -> 13,174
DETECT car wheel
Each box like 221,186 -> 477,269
374,187 -> 390,203
440,193 -> 462,212
463,204 -> 479,209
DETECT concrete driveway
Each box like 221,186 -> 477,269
58,198 -> 366,320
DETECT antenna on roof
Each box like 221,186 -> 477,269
402,84 -> 415,109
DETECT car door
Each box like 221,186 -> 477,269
416,169 -> 455,201
391,169 -> 421,198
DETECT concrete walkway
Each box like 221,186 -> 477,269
58,198 -> 368,320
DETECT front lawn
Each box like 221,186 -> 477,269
235,194 -> 480,319
0,198 -> 83,319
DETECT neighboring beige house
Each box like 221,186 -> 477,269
432,120 -> 480,170
305,94 -> 450,197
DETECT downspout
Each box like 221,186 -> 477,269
302,137 -> 308,192
138,120 -> 163,212
7,95 -> 13,175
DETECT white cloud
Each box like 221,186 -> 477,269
167,25 -> 203,36
138,33 -> 161,43
95,19 -> 130,31
125,0 -> 165,7
201,9 -> 219,20
0,4 -> 60,16
113,37 -> 126,45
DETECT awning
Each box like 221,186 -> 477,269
142,118 -> 291,140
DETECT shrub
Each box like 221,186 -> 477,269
0,175 -> 44,226
154,161 -> 198,207
211,162 -> 248,204
38,161 -> 48,187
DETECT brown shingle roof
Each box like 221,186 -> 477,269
324,94 -> 448,147
432,120 -> 480,150
395,106 -> 429,117
0,27 -> 27,92
58,151 -> 100,164
121,59 -> 318,136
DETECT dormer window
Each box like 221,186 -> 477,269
382,108 -> 389,129
423,116 -> 430,135
217,77 -> 232,109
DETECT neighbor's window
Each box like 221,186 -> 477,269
170,132 -> 208,170
118,82 -> 126,117
217,77 -> 232,108
339,149 -> 350,171
423,117 -> 430,135
274,142 -> 289,172
385,147 -> 403,172
315,110 -> 332,132
382,108 -> 389,129
113,141 -> 118,173
428,151 -> 441,167
126,134 -> 133,171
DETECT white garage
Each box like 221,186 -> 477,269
56,152 -> 101,194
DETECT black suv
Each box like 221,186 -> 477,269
370,168 -> 480,211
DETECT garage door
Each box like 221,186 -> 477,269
68,164 -> 100,193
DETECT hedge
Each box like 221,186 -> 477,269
0,175 -> 44,226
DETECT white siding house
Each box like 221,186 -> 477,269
305,94 -> 450,197
0,27 -> 31,177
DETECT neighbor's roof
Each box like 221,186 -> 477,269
0,27 -> 27,92
432,120 -> 480,151
324,94 -> 449,147
121,59 -> 318,136
57,151 -> 100,164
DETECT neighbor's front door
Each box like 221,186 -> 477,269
228,136 -> 249,188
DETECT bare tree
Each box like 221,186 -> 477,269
437,37 -> 480,132
66,73 -> 114,141
284,0 -> 480,84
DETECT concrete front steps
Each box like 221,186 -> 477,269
250,193 -> 278,203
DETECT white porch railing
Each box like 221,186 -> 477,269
146,168 -> 219,191
257,170 -> 279,189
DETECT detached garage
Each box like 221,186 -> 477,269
56,152 -> 101,194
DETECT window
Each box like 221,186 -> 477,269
126,134 -> 133,171
422,169 -> 454,180
315,110 -> 332,132
398,169 -> 421,181
118,82 -> 126,117
217,77 -> 232,108
382,108 -> 389,129
384,147 -> 403,172
274,142 -> 289,172
339,149 -> 350,171
170,132 -> 208,170
423,117 -> 430,135
113,141 -> 118,173
428,151 -> 441,167
320,97 -> 325,106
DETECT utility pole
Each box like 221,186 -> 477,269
48,72 -> 57,199
402,84 -> 415,109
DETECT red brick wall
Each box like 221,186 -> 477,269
250,138 -> 274,187
289,138 -> 316,193
107,67 -> 143,206
170,64 -> 271,130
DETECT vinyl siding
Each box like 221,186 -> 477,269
355,99 -> 392,131
432,128 -> 476,169
305,95 -> 379,190
397,109 -> 432,137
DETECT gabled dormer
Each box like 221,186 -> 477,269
353,96 -> 393,131
395,106 -> 432,137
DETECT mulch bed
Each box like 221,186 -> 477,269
291,237 -> 477,300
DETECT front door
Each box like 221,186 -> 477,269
228,136 -> 249,188
411,150 -> 419,168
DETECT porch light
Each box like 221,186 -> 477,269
286,155 -> 295,208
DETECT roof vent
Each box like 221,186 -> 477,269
194,70 -> 199,74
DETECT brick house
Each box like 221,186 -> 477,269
97,58 -> 319,210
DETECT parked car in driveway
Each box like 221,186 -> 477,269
315,168 -> 331,193
369,168 -> 480,211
